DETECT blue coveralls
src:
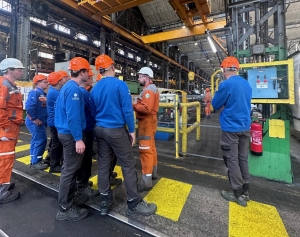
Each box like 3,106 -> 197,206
25,87 -> 48,165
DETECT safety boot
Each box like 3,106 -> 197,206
152,166 -> 158,180
126,199 -> 157,216
242,183 -> 250,201
30,161 -> 49,170
221,188 -> 247,207
56,205 -> 88,221
97,191 -> 114,215
0,190 -> 20,204
138,174 -> 153,192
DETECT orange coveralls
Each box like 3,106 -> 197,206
204,91 -> 212,116
133,83 -> 159,175
0,76 -> 23,184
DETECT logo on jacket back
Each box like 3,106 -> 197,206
72,93 -> 79,100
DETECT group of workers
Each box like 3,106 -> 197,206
0,54 -> 160,221
0,54 -> 252,224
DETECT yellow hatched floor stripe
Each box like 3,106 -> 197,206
15,144 -> 30,153
18,140 -> 23,143
17,155 -> 31,165
90,165 -> 124,190
144,177 -> 192,222
229,201 -> 289,237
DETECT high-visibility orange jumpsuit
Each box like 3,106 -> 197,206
0,76 -> 23,184
204,91 -> 212,118
133,83 -> 159,188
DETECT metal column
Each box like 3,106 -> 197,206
16,0 -> 31,80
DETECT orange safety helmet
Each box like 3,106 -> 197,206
68,57 -> 91,71
33,74 -> 47,84
47,72 -> 62,86
95,54 -> 114,71
96,74 -> 102,81
88,70 -> 95,77
220,56 -> 240,70
57,70 -> 69,79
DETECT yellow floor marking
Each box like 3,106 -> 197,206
15,144 -> 30,153
18,140 -> 23,143
229,201 -> 289,237
113,165 -> 124,180
44,167 -> 60,177
17,155 -> 31,165
144,177 -> 192,221
89,165 -> 124,190
19,131 -> 31,136
159,161 -> 227,180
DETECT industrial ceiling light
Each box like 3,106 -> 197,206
207,36 -> 217,53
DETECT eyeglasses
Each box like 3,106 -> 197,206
138,74 -> 148,79
14,68 -> 24,72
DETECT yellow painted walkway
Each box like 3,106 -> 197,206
14,141 -> 289,235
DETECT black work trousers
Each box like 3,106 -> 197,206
77,130 -> 94,189
58,133 -> 84,210
94,126 -> 141,209
49,126 -> 63,168
220,130 -> 251,190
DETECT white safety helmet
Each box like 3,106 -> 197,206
138,67 -> 153,78
0,58 -> 25,71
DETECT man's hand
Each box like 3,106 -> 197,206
129,132 -> 135,146
76,140 -> 85,154
33,119 -> 42,126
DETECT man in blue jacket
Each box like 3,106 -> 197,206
55,57 -> 91,221
47,72 -> 67,173
90,54 -> 157,216
212,56 -> 252,207
25,74 -> 49,170
76,70 -> 99,198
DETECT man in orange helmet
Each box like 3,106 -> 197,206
203,87 -> 212,118
55,57 -> 91,221
90,54 -> 156,216
133,67 -> 159,192
212,56 -> 252,207
0,58 -> 24,204
44,70 -> 69,165
25,74 -> 49,170
46,71 -> 68,173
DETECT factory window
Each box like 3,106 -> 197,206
38,52 -> 53,59
93,40 -> 101,47
30,17 -> 47,26
128,53 -> 134,59
54,24 -> 70,34
136,56 -> 141,62
118,49 -> 124,55
0,0 -> 11,12
76,33 -> 87,41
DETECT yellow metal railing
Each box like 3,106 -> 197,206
179,101 -> 201,156
134,94 -> 201,158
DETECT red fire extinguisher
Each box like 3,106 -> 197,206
250,121 -> 263,156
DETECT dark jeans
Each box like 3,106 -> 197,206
77,130 -> 94,189
94,126 -> 141,208
58,133 -> 84,210
50,126 -> 63,168
220,130 -> 251,190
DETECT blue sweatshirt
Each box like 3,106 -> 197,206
212,75 -> 252,132
90,77 -> 134,133
80,86 -> 95,132
55,80 -> 86,141
25,87 -> 47,125
47,86 -> 60,127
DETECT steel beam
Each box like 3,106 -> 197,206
87,0 -> 154,17
59,0 -> 206,80
141,21 -> 226,44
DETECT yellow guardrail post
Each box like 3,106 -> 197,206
216,78 -> 220,91
181,105 -> 188,155
196,102 -> 200,141
175,94 -> 179,158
